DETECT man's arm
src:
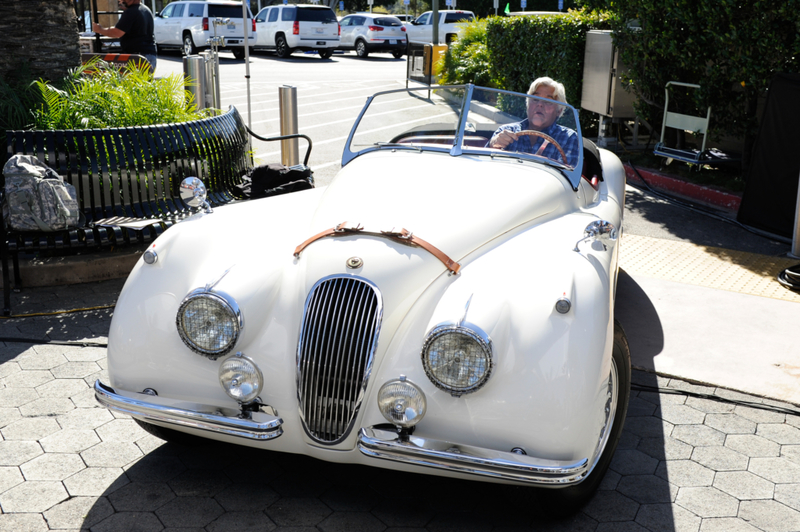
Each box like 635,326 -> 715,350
92,22 -> 125,38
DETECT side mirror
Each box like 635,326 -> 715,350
573,220 -> 617,252
180,177 -> 212,214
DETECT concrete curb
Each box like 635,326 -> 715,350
624,163 -> 742,214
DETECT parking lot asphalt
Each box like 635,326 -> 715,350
3,52 -> 800,532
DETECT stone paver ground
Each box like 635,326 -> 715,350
1,279 -> 799,531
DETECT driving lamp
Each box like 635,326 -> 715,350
422,325 -> 493,396
377,377 -> 426,428
218,352 -> 263,404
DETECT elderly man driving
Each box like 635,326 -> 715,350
489,77 -> 579,167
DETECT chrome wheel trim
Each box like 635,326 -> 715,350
183,35 -> 194,56
588,355 -> 619,474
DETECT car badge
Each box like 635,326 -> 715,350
346,257 -> 363,269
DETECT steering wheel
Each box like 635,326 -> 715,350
515,130 -> 569,165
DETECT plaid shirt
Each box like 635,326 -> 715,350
493,119 -> 580,168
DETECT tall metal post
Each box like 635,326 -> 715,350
241,0 -> 252,129
183,55 -> 207,110
432,0 -> 439,44
278,86 -> 300,166
791,171 -> 800,259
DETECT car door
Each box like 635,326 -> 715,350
405,12 -> 429,43
339,16 -> 355,47
166,2 -> 185,45
254,8 -> 268,47
153,3 -> 174,45
262,7 -> 279,48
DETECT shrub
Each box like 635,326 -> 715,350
438,18 -> 495,87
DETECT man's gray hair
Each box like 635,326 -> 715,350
527,77 -> 567,104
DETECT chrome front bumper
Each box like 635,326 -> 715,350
358,427 -> 589,485
94,381 -> 283,441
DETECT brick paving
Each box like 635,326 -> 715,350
1,279 -> 800,531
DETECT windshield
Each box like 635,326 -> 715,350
343,85 -> 584,189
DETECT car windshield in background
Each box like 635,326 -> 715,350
208,5 -> 251,18
344,85 -> 583,187
374,17 -> 403,26
297,8 -> 337,22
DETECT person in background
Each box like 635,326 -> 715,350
92,0 -> 157,73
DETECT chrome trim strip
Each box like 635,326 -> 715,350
358,427 -> 589,485
94,381 -> 283,441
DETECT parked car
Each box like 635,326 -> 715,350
153,0 -> 255,59
394,14 -> 414,23
338,13 -> 407,58
405,9 -> 474,44
254,4 -> 340,59
95,84 -> 630,509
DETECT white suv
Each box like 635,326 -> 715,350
254,4 -> 340,59
338,13 -> 407,58
154,1 -> 255,59
405,10 -> 475,44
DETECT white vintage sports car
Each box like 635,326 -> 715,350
95,85 -> 630,507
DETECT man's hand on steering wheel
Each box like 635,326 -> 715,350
490,129 -> 568,165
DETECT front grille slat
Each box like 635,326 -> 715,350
297,276 -> 381,444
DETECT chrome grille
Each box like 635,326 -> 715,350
297,276 -> 381,444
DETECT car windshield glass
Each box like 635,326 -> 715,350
297,8 -> 337,22
208,5 -> 251,18
444,13 -> 473,23
375,17 -> 402,26
344,85 -> 583,188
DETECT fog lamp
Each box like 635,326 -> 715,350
218,352 -> 263,404
377,377 -> 426,428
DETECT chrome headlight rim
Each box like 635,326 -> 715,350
218,352 -> 264,405
421,323 -> 494,396
176,289 -> 243,359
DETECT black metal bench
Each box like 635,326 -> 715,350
1,106 -> 253,315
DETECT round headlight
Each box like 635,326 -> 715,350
177,291 -> 241,358
219,353 -> 263,404
421,325 -> 493,396
377,377 -> 426,428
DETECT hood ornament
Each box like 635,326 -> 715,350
347,257 -> 363,269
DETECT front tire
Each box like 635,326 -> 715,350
355,39 -> 369,58
544,320 -> 631,512
276,35 -> 291,58
182,33 -> 197,56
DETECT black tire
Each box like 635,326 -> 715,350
276,35 -> 292,58
392,50 -> 404,59
319,49 -> 333,59
355,39 -> 369,58
182,33 -> 197,56
544,320 -> 632,512
134,418 -> 204,447
232,47 -> 247,60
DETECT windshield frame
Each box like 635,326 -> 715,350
341,84 -> 584,190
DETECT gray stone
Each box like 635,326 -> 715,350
206,511 -> 277,532
738,499 -> 800,532
616,474 -> 678,504
0,361 -> 21,380
0,513 -> 48,532
35,378 -> 88,398
95,418 -> 149,442
685,396 -> 736,414
0,465 -> 24,493
20,452 -> 85,480
124,454 -> 186,484
39,428 -> 100,453
626,396 -> 657,417
81,441 -> 143,467
581,490 -> 639,522
3,370 -> 53,388
91,511 -> 166,532
598,469 -> 621,491
63,347 -> 106,362
0,480 -> 69,512
50,361 -> 100,379
0,387 -> 39,408
734,405 -> 786,424
672,424 -> 726,447
42,495 -> 114,530
63,467 -> 129,497
638,436 -> 694,461
108,481 -> 176,512
0,440 -> 42,466
714,471 -> 775,500
691,446 -> 748,471
215,483 -> 281,512
724,434 -> 780,457
635,502 -> 702,532
318,512 -> 387,532
749,457 -> 800,484
0,406 -> 21,429
155,496 -> 225,528
14,349 -> 66,370
18,397 -> 75,417
655,404 -> 706,425
609,449 -> 659,476
774,483 -> 800,512
1,417 -> 61,441
757,423 -> 800,445
621,416 -> 674,439
639,390 -> 687,406
167,468 -> 232,497
321,485 -> 381,512
782,445 -> 800,465
56,406 -> 113,430
675,486 -> 739,517
704,413 -> 756,434
715,389 -> 763,404
266,497 -> 333,527
596,523 -> 650,532
699,517 -> 761,531
370,498 -> 435,528
656,460 -> 715,487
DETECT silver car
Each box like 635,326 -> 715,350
338,13 -> 407,58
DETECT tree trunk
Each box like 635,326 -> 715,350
0,0 -> 81,84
